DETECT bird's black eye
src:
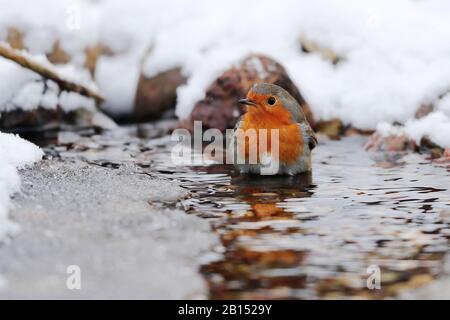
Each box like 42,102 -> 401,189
267,97 -> 276,105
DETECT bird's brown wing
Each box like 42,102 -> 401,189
307,125 -> 318,150
299,122 -> 317,150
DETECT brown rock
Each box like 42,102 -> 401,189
365,132 -> 416,152
134,68 -> 187,122
429,147 -> 444,159
344,126 -> 374,137
438,148 -> 450,164
0,107 -> 63,132
384,135 -> 415,152
415,103 -> 434,119
315,118 -> 343,140
181,54 -> 315,132
419,136 -> 447,159
420,136 -> 441,150
0,107 -> 117,133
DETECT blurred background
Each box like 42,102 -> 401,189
0,0 -> 449,149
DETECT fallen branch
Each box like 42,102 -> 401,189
0,42 -> 104,104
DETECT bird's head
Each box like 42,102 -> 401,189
238,83 -> 304,123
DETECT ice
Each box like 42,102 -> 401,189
0,161 -> 220,298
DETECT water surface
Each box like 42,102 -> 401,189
43,128 -> 450,299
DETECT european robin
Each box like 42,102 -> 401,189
229,83 -> 317,175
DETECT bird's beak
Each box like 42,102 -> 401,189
238,98 -> 257,106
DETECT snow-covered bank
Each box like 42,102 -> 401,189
1,0 -> 450,147
0,132 -> 42,240
377,112 -> 450,148
0,43 -> 98,113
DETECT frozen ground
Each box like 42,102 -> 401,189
0,160 -> 220,299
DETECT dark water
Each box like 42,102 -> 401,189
148,135 -> 450,299
42,127 -> 450,299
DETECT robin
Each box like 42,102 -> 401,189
229,83 -> 317,175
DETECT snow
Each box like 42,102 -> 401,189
0,59 -> 39,112
1,0 -> 450,146
404,112 -> 450,148
134,0 -> 450,128
0,132 -> 43,240
0,43 -> 98,113
95,54 -> 141,116
0,57 -> 97,113
377,112 -> 450,148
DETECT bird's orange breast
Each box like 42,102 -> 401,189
239,107 -> 303,165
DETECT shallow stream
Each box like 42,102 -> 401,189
40,126 -> 450,299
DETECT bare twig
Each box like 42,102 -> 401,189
0,42 -> 104,103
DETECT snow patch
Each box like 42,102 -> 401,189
377,112 -> 450,148
404,112 -> 450,148
0,132 -> 43,240
0,44 -> 98,113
